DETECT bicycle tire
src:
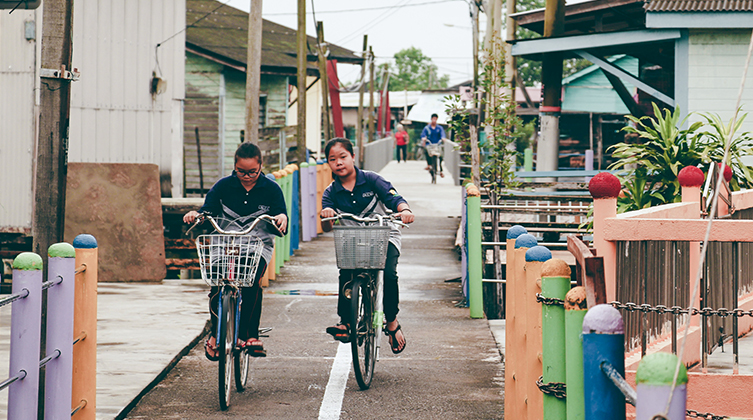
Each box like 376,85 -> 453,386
350,275 -> 377,390
218,289 -> 235,410
430,157 -> 437,184
234,341 -> 250,391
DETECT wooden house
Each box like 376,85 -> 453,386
184,0 -> 362,195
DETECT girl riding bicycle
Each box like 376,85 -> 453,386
184,142 -> 287,360
320,137 -> 413,354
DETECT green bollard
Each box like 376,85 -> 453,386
541,259 -> 571,420
466,185 -> 483,319
565,286 -> 588,420
283,168 -> 292,263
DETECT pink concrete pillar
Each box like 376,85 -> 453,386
589,173 -> 620,302
679,166 -> 704,330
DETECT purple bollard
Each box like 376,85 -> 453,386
300,163 -> 312,242
45,243 -> 77,419
635,352 -> 687,420
308,163 -> 317,239
9,252 -> 44,420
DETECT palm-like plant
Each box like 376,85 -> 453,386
609,104 -> 753,210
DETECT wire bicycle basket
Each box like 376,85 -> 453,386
426,143 -> 442,157
333,225 -> 391,270
196,234 -> 264,287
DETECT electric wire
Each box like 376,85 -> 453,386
264,0 -> 464,16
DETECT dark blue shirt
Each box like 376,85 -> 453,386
199,171 -> 287,263
322,168 -> 408,251
421,124 -> 446,145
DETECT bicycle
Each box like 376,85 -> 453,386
321,212 -> 408,390
425,143 -> 442,184
189,213 -> 284,410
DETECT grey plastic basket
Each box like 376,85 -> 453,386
333,225 -> 391,269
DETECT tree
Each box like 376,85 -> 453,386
387,47 -> 450,91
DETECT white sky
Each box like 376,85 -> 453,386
224,0 -> 482,87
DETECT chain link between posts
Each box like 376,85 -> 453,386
536,376 -> 566,399
685,409 -> 728,420
609,301 -> 753,318
536,293 -> 565,306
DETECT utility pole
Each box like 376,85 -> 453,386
471,1 -> 480,109
316,22 -> 332,141
356,35 -> 367,167
368,47 -> 376,145
505,0 -> 518,99
34,1 -> 75,417
538,0 -> 566,174
245,0 -> 263,144
296,0 -> 307,165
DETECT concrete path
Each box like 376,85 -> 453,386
0,160 -> 506,419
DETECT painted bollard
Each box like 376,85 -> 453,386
283,165 -> 295,262
466,184 -> 483,318
512,232 -> 538,420
72,234 -> 98,420
9,252 -> 44,420
582,304 -> 625,420
300,163 -> 312,242
525,245 -> 552,420
45,243 -> 77,419
503,225 -> 527,420
541,258 -> 571,420
291,165 -> 300,252
635,352 -> 687,420
565,286 -> 588,420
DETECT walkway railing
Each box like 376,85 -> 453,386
2,234 -> 98,419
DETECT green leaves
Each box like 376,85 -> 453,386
610,104 -> 753,212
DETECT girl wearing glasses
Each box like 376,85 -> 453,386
184,142 -> 288,360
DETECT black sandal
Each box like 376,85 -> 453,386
204,339 -> 220,361
384,323 -> 406,354
326,323 -> 351,343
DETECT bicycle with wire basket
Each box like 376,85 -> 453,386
188,213 -> 284,410
322,212 -> 408,390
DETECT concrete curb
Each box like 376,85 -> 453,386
114,319 -> 211,420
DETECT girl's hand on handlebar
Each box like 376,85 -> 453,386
399,209 -> 414,224
274,213 -> 288,233
183,210 -> 200,224
321,208 -> 337,219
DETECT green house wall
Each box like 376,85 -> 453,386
562,56 -> 639,115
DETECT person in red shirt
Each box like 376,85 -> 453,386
394,124 -> 409,163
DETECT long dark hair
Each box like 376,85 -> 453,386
324,137 -> 354,159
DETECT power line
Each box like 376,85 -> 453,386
265,0 -> 464,16
334,0 -> 415,46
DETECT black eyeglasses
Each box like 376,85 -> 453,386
235,168 -> 260,178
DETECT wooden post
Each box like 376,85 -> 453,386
296,0 -> 307,165
245,0 -> 263,144
357,35 -> 368,167
513,233 -> 538,420
470,115 -> 481,187
541,259 -> 571,420
565,286 -> 588,420
505,226 -> 528,420
72,235 -> 98,420
368,47 -> 376,145
525,245 -> 552,420
538,0 -> 566,174
471,2 -> 480,110
316,22 -> 332,142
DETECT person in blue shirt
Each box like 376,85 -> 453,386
184,142 -> 288,360
320,138 -> 414,354
420,113 -> 447,178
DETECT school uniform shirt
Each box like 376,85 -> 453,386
421,124 -> 446,145
199,171 -> 287,264
322,167 -> 408,252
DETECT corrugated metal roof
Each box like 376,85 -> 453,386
646,0 -> 753,12
186,0 -> 362,74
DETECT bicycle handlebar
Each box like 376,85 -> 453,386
321,212 -> 409,228
187,213 -> 285,237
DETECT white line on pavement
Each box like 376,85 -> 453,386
318,343 -> 350,420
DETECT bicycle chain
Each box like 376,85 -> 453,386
686,409 -> 728,420
609,301 -> 753,318
535,376 -> 566,399
536,293 -> 565,306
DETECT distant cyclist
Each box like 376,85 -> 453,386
420,113 -> 447,178
320,137 -> 413,354
184,142 -> 288,360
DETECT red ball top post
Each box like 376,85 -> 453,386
588,172 -> 621,199
678,166 -> 705,187
718,162 -> 733,182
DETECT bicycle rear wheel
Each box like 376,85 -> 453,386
218,289 -> 235,410
350,275 -> 377,390
234,344 -> 250,391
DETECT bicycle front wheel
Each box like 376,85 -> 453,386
430,157 -> 437,184
234,343 -> 250,391
218,289 -> 235,410
350,275 -> 377,390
